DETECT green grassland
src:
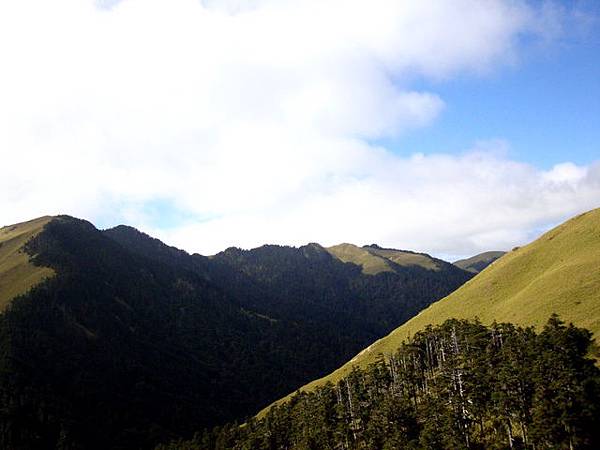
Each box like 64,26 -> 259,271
326,243 -> 442,274
0,216 -> 54,311
262,207 -> 600,414
326,244 -> 396,275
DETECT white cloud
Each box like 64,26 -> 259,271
150,148 -> 600,258
0,0 -> 597,258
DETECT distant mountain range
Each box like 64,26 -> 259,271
0,215 -> 472,449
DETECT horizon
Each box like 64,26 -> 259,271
1,210 -> 549,263
1,0 -> 599,259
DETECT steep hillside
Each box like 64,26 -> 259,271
171,318 -> 600,450
280,208 -> 600,397
0,216 -> 472,450
0,216 -> 54,310
212,243 -> 472,333
454,250 -> 506,273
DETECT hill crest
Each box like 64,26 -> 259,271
453,250 -> 506,273
326,243 -> 445,275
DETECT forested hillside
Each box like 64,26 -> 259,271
162,317 -> 600,450
212,243 -> 471,333
280,209 -> 600,399
0,216 -> 471,449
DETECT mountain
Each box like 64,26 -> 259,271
326,243 -> 448,274
0,217 -> 54,310
168,317 -> 600,450
211,242 -> 471,333
0,215 -> 472,449
269,208 -> 600,401
453,250 -> 506,273
169,208 -> 600,450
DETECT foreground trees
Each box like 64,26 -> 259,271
160,316 -> 600,450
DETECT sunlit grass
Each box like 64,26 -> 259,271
262,208 -> 600,416
327,243 -> 442,274
0,216 -> 54,311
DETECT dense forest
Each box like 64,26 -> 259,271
0,216 -> 471,449
160,316 -> 600,450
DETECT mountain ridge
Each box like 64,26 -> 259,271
260,207 -> 600,414
0,214 -> 472,449
326,242 -> 447,275
453,250 -> 506,273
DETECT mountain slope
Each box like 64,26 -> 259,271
326,243 -> 396,274
170,318 -> 600,450
0,216 -> 472,450
453,250 -> 506,273
211,243 -> 472,333
361,244 -> 445,271
0,217 -> 54,310
326,243 -> 447,274
272,208 -> 600,403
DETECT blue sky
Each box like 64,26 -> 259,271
385,8 -> 600,168
1,0 -> 599,257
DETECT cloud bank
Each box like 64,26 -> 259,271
0,0 -> 598,257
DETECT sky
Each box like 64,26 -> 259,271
0,0 -> 599,259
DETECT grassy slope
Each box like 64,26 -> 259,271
326,244 -> 395,275
367,246 -> 442,271
326,243 -> 442,274
454,251 -> 506,273
0,216 -> 54,311
264,208 -> 600,411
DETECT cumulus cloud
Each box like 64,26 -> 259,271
152,148 -> 600,258
0,0 -> 597,258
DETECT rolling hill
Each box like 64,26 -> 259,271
0,215 -> 472,449
453,250 -> 506,273
267,207 -> 600,407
